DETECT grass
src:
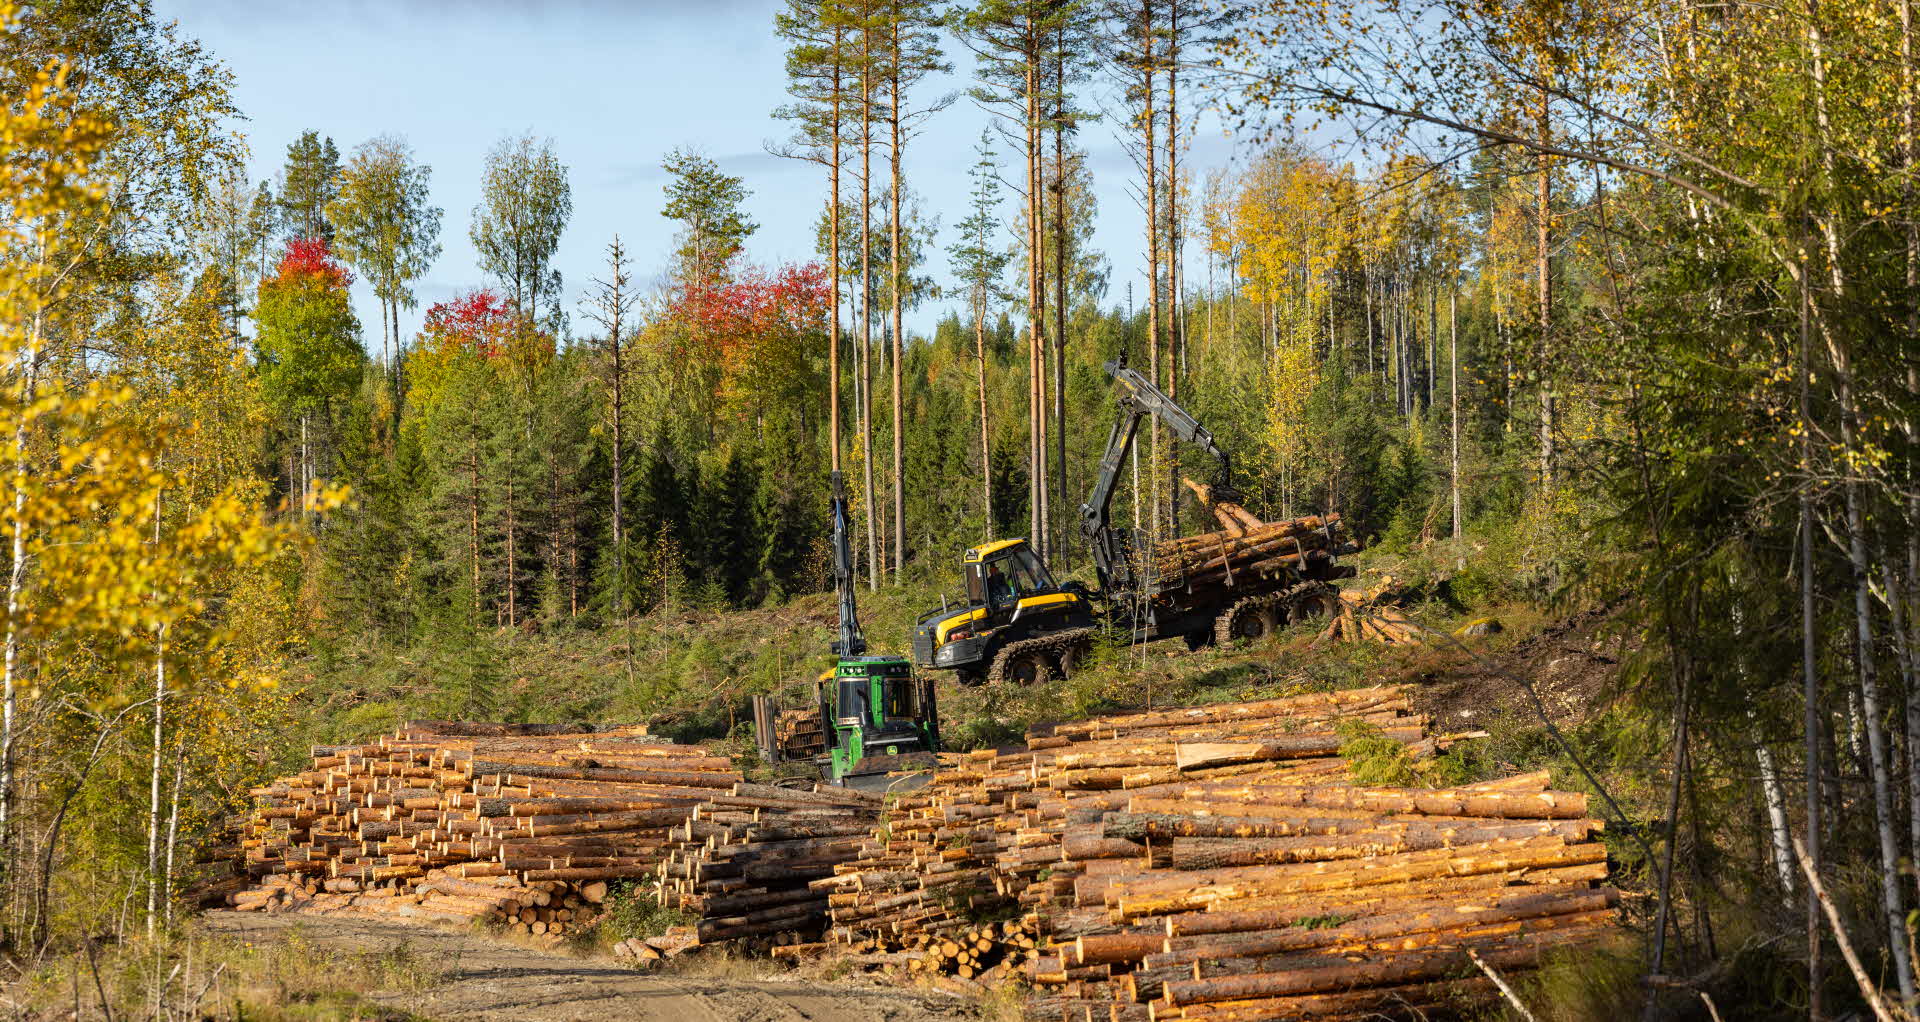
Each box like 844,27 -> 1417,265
10,925 -> 448,1022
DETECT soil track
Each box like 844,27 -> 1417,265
205,910 -> 977,1022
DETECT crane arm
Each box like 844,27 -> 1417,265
829,471 -> 866,656
1078,356 -> 1234,592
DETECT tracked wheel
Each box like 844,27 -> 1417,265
1283,581 -> 1340,624
1216,597 -> 1280,645
1055,636 -> 1088,679
989,646 -> 1055,686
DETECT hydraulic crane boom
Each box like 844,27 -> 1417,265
1078,355 -> 1234,594
828,471 -> 866,656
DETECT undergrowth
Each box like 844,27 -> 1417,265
10,925 -> 446,1022
594,882 -> 696,945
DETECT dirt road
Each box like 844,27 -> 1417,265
204,910 -> 978,1022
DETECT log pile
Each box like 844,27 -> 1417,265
773,707 -> 827,761
820,687 -> 1617,1019
215,720 -> 755,940
651,781 -> 883,949
1155,481 -> 1358,587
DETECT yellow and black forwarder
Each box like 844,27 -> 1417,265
914,355 -> 1351,686
911,539 -> 1098,685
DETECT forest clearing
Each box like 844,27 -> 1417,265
3,0 -> 1918,1018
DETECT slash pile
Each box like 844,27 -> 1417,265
818,687 -> 1617,1021
214,720 -> 878,947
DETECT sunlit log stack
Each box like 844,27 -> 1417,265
819,687 -> 1617,1020
650,780 -> 882,949
216,720 -> 748,939
1155,481 -> 1358,586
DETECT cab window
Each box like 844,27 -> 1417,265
835,679 -> 868,722
1008,548 -> 1055,593
880,677 -> 919,720
965,563 -> 986,604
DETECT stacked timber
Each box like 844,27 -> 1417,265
822,687 -> 1617,1020
215,720 -> 755,940
651,781 -> 882,949
1154,481 -> 1358,587
773,708 -> 827,761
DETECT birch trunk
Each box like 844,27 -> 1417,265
1449,289 -> 1461,564
1808,0 -> 1916,996
144,622 -> 166,937
162,735 -> 185,928
1,296 -> 45,894
1798,258 -> 1824,1019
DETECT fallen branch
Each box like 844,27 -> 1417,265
1468,947 -> 1537,1022
1792,834 -> 1901,1022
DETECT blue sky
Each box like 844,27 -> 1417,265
155,0 -> 1248,342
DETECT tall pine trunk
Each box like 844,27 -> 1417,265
1052,23 -> 1069,569
1140,0 -> 1160,543
888,13 -> 905,582
830,23 -> 845,476
1449,289 -> 1461,559
976,302 -> 993,540
1165,2 -> 1183,531
860,22 -> 879,590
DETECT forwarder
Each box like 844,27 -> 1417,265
754,472 -> 939,789
913,355 -> 1353,685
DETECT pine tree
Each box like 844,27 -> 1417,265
949,131 -> 1012,539
659,149 -> 759,287
278,130 -> 341,242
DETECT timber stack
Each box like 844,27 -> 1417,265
1156,481 -> 1358,588
215,720 -> 751,940
820,686 -> 1618,1020
650,780 -> 882,950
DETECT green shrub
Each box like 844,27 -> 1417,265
598,882 -> 695,943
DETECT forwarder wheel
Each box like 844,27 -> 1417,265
1285,582 -> 1340,624
1217,599 -> 1278,645
1056,642 -> 1082,679
990,646 -> 1055,686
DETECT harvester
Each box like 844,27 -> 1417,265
754,472 -> 939,790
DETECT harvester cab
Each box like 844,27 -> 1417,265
755,472 -> 939,792
817,656 -> 939,791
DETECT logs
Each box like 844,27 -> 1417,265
651,781 -> 883,949
212,719 -> 878,944
820,685 -> 1616,1021
1153,483 -> 1358,586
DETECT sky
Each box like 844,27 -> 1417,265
153,0 -> 1253,343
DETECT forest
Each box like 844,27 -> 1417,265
2,0 -> 1919,1017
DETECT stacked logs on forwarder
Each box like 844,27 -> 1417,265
210,720 -> 878,949
1156,481 -> 1358,586
815,686 -> 1619,1021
